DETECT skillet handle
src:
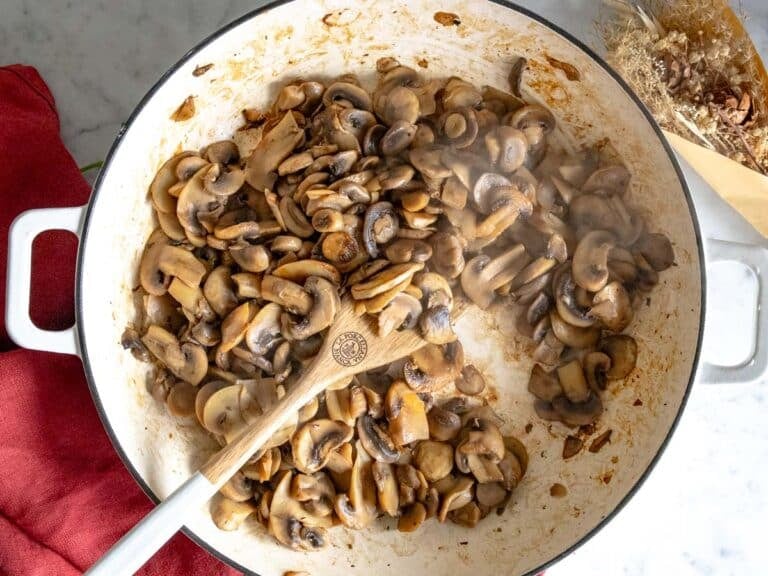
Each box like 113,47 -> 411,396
697,238 -> 768,384
5,206 -> 85,356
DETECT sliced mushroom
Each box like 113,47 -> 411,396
290,419 -> 353,474
283,276 -> 340,341
476,482 -> 507,508
553,266 -> 595,328
556,360 -> 590,403
427,406 -> 462,441
590,281 -> 633,332
549,310 -> 600,348
201,383 -> 246,440
572,230 -> 615,292
219,471 -> 253,502
398,502 -> 427,532
166,381 -> 197,417
527,364 -> 563,402
460,244 -> 529,309
584,351 -> 612,391
381,121 -> 417,156
350,262 -> 423,300
356,414 -> 399,463
377,292 -> 422,337
384,238 -> 432,263
438,477 -> 474,522
269,471 -> 328,550
582,164 -> 631,195
385,381 -> 430,447
324,82 -> 372,111
413,441 -> 454,482
601,335 -> 638,379
362,201 -> 399,258
212,496 -> 257,531
333,442 -> 377,529
450,502 -> 481,527
203,163 -> 245,197
371,461 -> 399,516
635,233 -> 674,271
552,393 -> 603,427
261,275 -> 313,316
419,305 -> 456,345
142,325 -> 208,385
456,365 -> 486,396
246,111 -> 304,192
203,266 -> 238,318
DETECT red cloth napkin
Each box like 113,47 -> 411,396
0,65 -> 241,576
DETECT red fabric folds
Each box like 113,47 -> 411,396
0,65 -> 239,575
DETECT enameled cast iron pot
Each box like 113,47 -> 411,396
7,1 -> 768,574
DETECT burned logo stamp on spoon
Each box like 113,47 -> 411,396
331,331 -> 368,367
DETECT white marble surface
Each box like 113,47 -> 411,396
2,1 -> 767,575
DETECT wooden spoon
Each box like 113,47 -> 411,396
86,296 -> 441,575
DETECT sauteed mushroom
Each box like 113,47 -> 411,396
130,56 -> 673,549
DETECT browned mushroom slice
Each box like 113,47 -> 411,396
377,292 -> 422,337
260,275 -> 313,316
409,147 -> 452,180
361,201 -> 398,258
556,360 -> 591,403
218,471 -> 253,503
333,441 -> 377,529
590,281 -> 633,332
572,230 -> 615,292
456,365 -> 486,396
553,265 -> 596,328
219,301 -> 257,357
150,152 -> 196,213
635,233 -> 675,271
601,335 -> 638,379
583,351 -> 612,392
385,381 -> 429,446
398,502 -> 427,532
245,111 -> 304,192
583,164 -> 631,195
142,325 -> 207,385
203,163 -> 245,197
324,82 -> 372,111
403,342 -> 462,391
413,440 -> 454,482
441,107 -> 479,149
449,502 -> 481,527
176,165 -> 220,244
527,364 -> 563,402
291,419 -> 353,474
460,244 -> 529,309
211,496 -> 257,531
476,482 -> 507,508
269,471 -> 328,550
438,477 -> 475,522
380,121 -> 417,156
166,381 -> 197,417
356,414 -> 399,463
350,262 -> 423,301
427,406 -> 462,441
552,393 -> 603,427
549,310 -> 600,348
419,305 -> 456,345
428,231 -> 465,279
203,266 -> 238,318
283,276 -> 340,341
413,272 -> 453,309
201,383 -> 246,441
443,77 -> 482,110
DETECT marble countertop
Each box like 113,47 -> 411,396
2,1 -> 766,574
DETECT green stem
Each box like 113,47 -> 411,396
79,160 -> 104,173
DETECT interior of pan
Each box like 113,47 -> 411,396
77,0 -> 704,575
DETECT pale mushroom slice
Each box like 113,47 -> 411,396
460,244 -> 530,309
378,292 -> 422,337
201,383 -> 247,442
150,151 -> 196,214
141,325 -> 208,385
176,165 -> 219,245
211,496 -> 257,531
244,302 -> 283,356
290,419 -> 354,474
333,441 -> 377,529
